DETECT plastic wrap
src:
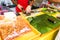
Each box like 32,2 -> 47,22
0,16 -> 32,40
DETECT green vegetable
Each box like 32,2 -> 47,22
27,17 -> 33,22
42,8 -> 47,11
27,14 -> 60,34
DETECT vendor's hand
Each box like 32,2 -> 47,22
25,6 -> 31,13
17,4 -> 24,10
17,4 -> 25,13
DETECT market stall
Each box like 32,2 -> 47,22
0,0 -> 60,40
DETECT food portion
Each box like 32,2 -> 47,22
41,8 -> 57,14
27,14 -> 60,34
0,23 -> 14,40
0,15 -> 4,20
0,16 -> 32,40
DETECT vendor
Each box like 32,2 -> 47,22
11,0 -> 28,13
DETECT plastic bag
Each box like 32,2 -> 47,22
0,16 -> 31,40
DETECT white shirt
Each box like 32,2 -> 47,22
0,0 -> 13,6
4,0 -> 13,6
0,0 -> 5,5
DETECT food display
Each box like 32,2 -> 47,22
27,14 -> 60,34
0,22 -> 14,40
41,8 -> 57,14
0,0 -> 60,40
0,16 -> 40,40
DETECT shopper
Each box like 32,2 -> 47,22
11,0 -> 28,13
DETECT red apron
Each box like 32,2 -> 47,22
16,0 -> 28,13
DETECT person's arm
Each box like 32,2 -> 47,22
11,0 -> 24,11
25,5 -> 31,13
11,0 -> 17,5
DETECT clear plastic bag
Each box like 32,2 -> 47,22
0,16 -> 31,40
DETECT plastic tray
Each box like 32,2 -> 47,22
32,26 -> 59,40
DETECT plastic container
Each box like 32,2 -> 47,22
32,26 -> 59,40
26,12 -> 60,40
19,8 -> 60,40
